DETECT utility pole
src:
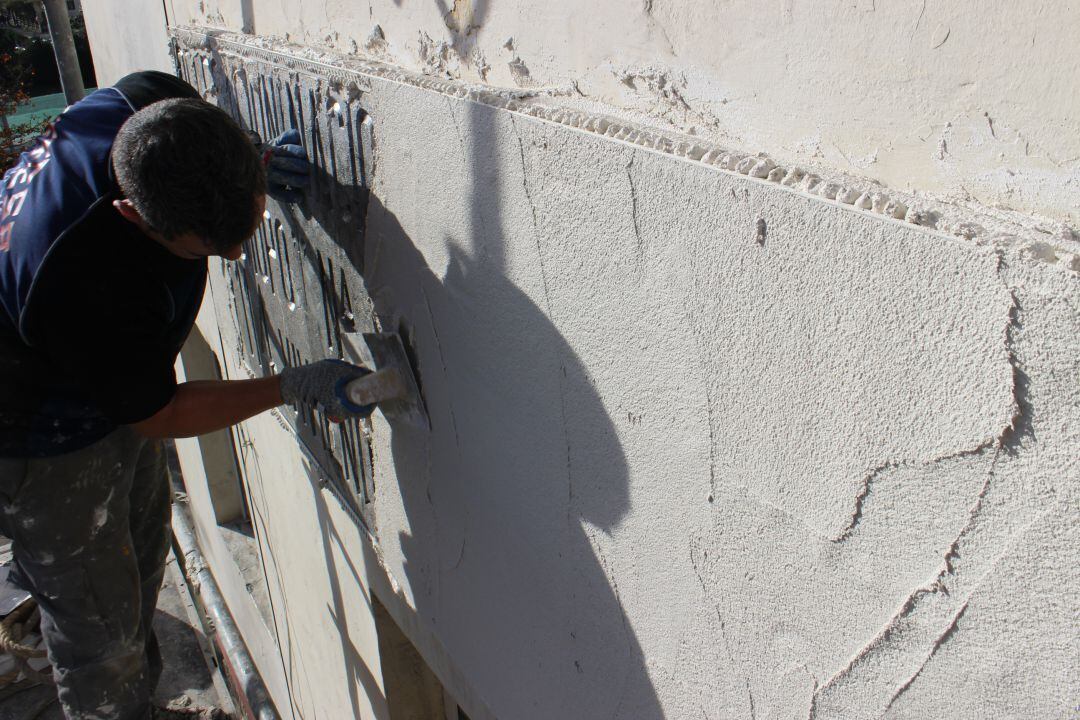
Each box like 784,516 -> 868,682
40,0 -> 84,105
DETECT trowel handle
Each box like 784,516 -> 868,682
341,367 -> 407,408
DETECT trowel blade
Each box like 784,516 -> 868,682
341,331 -> 429,431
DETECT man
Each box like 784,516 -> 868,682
0,71 -> 370,718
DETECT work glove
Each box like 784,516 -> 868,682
279,359 -> 375,419
259,128 -> 310,203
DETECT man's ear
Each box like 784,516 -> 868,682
112,199 -> 152,233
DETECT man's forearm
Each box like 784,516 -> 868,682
131,376 -> 284,439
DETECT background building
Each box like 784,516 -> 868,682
81,2 -> 1079,718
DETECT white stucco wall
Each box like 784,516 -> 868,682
157,0 -> 1080,227
347,53 -> 1079,719
81,0 -> 173,84
78,4 -> 1080,719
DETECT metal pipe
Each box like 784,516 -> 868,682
40,0 -> 84,105
170,495 -> 279,720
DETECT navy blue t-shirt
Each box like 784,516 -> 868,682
0,72 -> 205,457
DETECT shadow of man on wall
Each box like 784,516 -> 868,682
337,98 -> 663,718
204,52 -> 664,718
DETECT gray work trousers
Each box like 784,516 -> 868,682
0,427 -> 171,720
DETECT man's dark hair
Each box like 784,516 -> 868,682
111,98 -> 266,252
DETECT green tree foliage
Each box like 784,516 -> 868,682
0,3 -> 98,170
0,27 -> 50,169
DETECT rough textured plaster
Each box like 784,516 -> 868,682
152,28 -> 1080,719
345,49 -> 1076,720
163,0 -> 1080,224
121,22 -> 1080,720
168,28 -> 1080,276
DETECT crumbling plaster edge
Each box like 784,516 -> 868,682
170,25 -> 1080,276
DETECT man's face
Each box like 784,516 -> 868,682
164,193 -> 267,261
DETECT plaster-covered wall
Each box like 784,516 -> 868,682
81,0 -> 173,83
350,53 -> 1079,719
154,0 -> 1080,227
77,5 -> 1080,719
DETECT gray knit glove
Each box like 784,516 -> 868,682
279,359 -> 375,418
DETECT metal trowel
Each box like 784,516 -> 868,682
339,332 -> 429,430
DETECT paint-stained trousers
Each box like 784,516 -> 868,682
0,427 -> 171,720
